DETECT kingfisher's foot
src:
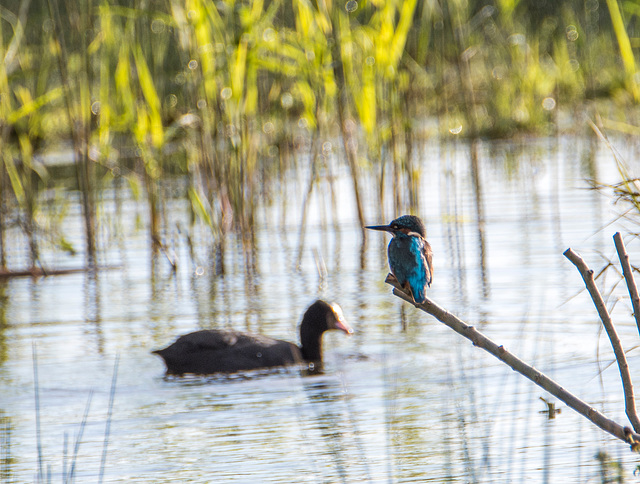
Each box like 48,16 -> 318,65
402,282 -> 418,303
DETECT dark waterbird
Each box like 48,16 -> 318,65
366,214 -> 433,304
153,300 -> 353,376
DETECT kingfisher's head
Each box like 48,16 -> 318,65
365,214 -> 427,238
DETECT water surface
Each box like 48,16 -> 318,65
2,137 -> 640,482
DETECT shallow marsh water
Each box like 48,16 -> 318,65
2,137 -> 640,482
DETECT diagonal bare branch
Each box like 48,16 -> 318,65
384,273 -> 640,448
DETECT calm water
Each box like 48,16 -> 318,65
2,137 -> 640,482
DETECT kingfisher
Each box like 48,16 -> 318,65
366,215 -> 433,304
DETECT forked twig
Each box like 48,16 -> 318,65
564,247 -> 640,433
384,274 -> 640,448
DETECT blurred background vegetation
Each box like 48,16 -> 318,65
1,0 -> 639,270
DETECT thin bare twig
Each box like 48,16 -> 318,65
564,248 -> 640,433
384,274 -> 640,448
613,232 -> 640,338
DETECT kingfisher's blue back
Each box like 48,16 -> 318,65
388,233 -> 431,303
365,214 -> 433,304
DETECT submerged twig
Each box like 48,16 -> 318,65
613,232 -> 640,338
384,274 -> 640,447
32,343 -> 44,482
564,248 -> 640,433
98,355 -> 119,484
66,390 -> 93,484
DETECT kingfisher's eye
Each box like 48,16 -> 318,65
392,225 -> 398,230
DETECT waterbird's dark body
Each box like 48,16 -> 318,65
366,215 -> 433,304
153,300 -> 352,376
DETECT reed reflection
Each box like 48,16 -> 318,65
470,140 -> 489,300
83,268 -> 104,353
0,281 -> 8,366
302,377 -> 372,484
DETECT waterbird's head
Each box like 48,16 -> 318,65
299,300 -> 353,365
365,215 -> 427,239
302,300 -> 353,336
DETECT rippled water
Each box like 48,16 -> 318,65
2,137 -> 640,482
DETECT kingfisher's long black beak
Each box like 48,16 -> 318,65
365,224 -> 393,233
